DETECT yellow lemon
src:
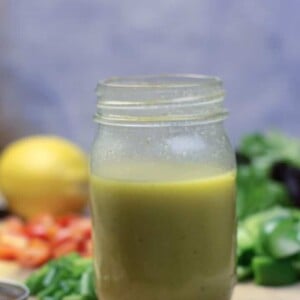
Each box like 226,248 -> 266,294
0,136 -> 89,219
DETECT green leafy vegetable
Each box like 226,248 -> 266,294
236,131 -> 300,220
237,165 -> 290,220
239,132 -> 300,170
26,253 -> 96,300
237,207 -> 300,285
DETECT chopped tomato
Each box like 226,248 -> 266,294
52,239 -> 79,258
18,239 -> 51,268
70,218 -> 92,240
51,227 -> 74,246
25,213 -> 58,240
0,233 -> 28,248
25,222 -> 58,240
29,214 -> 56,227
56,214 -> 79,227
0,213 -> 92,267
0,244 -> 18,260
81,239 -> 93,257
0,233 -> 28,260
1,217 -> 25,235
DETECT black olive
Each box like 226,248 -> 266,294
270,161 -> 290,182
236,151 -> 251,165
270,161 -> 300,207
284,167 -> 300,207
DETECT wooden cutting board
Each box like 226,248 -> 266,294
0,261 -> 299,299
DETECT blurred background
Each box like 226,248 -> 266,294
0,0 -> 299,150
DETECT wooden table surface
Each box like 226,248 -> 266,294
0,261 -> 299,300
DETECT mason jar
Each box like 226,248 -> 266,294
90,75 -> 236,300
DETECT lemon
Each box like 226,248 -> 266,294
0,136 -> 89,219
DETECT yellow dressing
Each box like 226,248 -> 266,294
90,167 -> 236,300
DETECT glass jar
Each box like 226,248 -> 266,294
90,75 -> 236,300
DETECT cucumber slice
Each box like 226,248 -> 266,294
252,256 -> 298,286
263,218 -> 300,258
291,253 -> 300,274
238,226 -> 254,250
243,207 -> 291,242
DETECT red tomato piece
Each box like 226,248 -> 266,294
52,239 -> 78,258
25,214 -> 58,240
51,227 -> 74,246
29,214 -> 55,227
82,239 -> 93,257
25,222 -> 58,240
0,244 -> 18,260
70,218 -> 92,240
1,217 -> 25,235
18,239 -> 51,268
0,214 -> 93,265
56,214 -> 79,227
0,233 -> 29,260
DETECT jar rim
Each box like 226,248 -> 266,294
95,74 -> 227,126
99,74 -> 224,90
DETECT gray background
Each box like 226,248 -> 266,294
0,0 -> 299,150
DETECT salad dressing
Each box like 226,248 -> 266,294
90,165 -> 236,300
